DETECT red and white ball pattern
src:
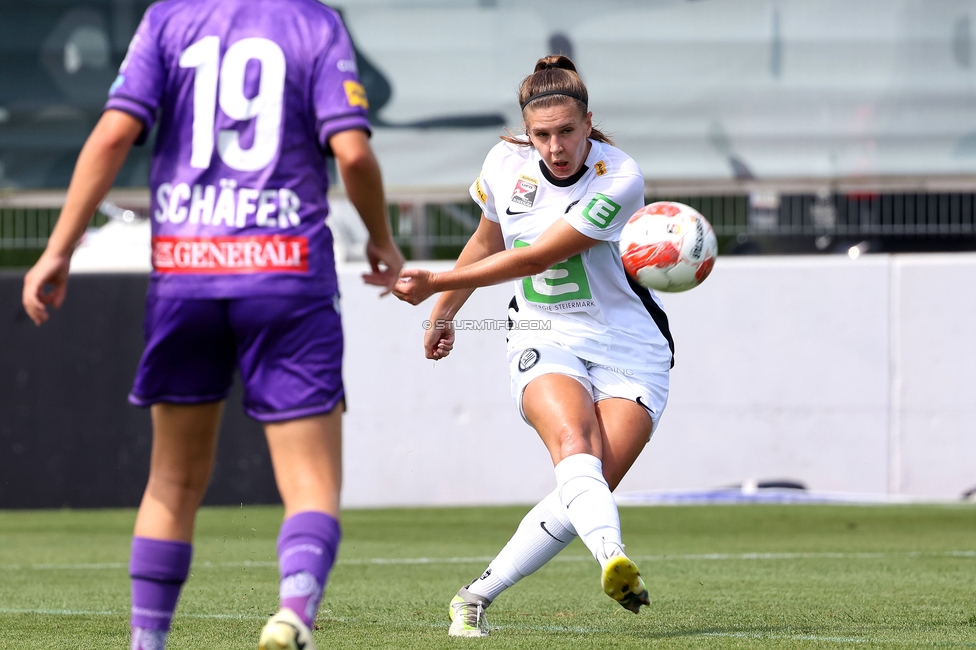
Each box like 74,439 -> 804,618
619,201 -> 718,292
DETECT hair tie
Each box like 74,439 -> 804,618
520,90 -> 586,111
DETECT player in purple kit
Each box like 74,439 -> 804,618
22,1 -> 403,649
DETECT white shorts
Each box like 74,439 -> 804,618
508,342 -> 670,436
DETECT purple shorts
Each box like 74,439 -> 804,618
129,294 -> 344,422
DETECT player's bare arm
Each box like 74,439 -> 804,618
329,128 -> 404,294
422,214 -> 505,359
394,217 -> 597,306
22,109 -> 142,325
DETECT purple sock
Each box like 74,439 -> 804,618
129,536 -> 192,644
277,511 -> 341,627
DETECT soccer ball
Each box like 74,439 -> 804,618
619,201 -> 718,292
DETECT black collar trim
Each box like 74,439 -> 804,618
539,160 -> 588,187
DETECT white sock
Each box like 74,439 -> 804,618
131,627 -> 168,650
466,490 -> 577,602
554,453 -> 623,568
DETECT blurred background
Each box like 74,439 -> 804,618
1,0 -> 974,509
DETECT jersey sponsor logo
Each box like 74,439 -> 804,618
343,80 -> 369,109
594,161 -> 607,176
474,174 -> 488,204
515,240 -> 593,307
152,235 -> 309,274
518,348 -> 540,372
581,193 -> 621,230
510,177 -> 538,208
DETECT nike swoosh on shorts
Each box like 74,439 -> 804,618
636,396 -> 655,413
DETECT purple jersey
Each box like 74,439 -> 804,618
105,0 -> 370,298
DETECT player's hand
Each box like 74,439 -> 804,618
362,237 -> 405,296
424,318 -> 455,360
22,252 -> 71,326
393,268 -> 436,305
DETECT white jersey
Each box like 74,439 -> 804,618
469,138 -> 674,371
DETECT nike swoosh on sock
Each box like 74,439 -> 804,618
540,521 -> 567,543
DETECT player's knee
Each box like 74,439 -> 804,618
148,468 -> 211,502
552,423 -> 601,460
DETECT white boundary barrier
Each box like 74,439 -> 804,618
338,254 -> 976,507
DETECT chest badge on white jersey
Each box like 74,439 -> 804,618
510,175 -> 538,208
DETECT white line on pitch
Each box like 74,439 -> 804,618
0,608 -> 115,616
1,550 -> 972,572
493,626 -> 872,643
700,631 -> 868,644
0,607 -> 268,621
182,613 -> 269,620
338,550 -> 976,565
341,556 -> 496,565
24,562 -> 126,570
632,550 -> 976,562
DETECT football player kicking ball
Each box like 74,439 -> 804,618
394,55 -> 674,637
22,1 -> 403,649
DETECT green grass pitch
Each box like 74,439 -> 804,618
1,504 -> 975,648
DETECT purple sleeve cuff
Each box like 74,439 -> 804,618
104,96 -> 156,145
318,114 -> 372,151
